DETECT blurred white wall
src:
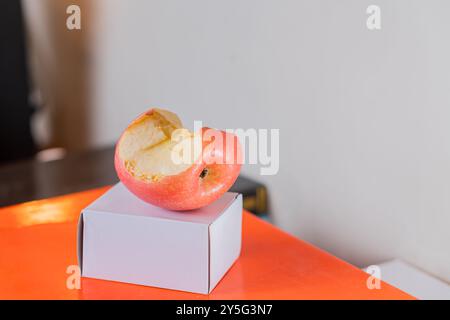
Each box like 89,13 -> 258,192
25,0 -> 450,283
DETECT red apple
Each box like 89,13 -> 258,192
114,108 -> 242,211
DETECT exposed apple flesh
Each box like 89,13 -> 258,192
115,108 -> 242,211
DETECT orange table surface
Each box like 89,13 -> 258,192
0,187 -> 413,300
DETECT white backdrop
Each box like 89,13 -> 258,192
24,0 -> 450,283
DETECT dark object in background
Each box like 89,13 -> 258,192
0,146 -> 268,215
230,175 -> 267,215
0,0 -> 35,163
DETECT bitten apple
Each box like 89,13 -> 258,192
114,108 -> 242,211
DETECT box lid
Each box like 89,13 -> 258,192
84,183 -> 240,225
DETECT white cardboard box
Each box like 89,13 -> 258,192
77,183 -> 243,294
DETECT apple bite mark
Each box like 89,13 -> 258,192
117,109 -> 199,182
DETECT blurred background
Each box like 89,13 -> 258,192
2,0 -> 450,293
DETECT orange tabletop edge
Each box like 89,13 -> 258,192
0,187 -> 414,300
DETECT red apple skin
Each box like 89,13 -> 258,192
114,113 -> 242,211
